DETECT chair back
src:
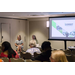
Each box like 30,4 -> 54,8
23,53 -> 32,59
72,55 -> 75,62
66,55 -> 73,62
25,59 -> 41,62
10,58 -> 24,62
34,52 -> 40,57
72,50 -> 75,55
64,50 -> 71,55
0,57 -> 9,62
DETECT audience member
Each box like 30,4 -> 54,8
0,41 -> 19,62
50,50 -> 68,62
26,41 -> 41,57
33,41 -> 52,62
15,35 -> 23,53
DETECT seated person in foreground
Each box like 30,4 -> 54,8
32,41 -> 52,62
15,35 -> 23,53
26,41 -> 41,57
0,41 -> 19,62
50,50 -> 68,62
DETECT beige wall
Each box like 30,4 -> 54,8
28,18 -> 75,50
0,17 -> 75,51
0,18 -> 27,51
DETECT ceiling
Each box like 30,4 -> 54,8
0,12 -> 75,19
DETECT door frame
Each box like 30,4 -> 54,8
1,23 -> 11,43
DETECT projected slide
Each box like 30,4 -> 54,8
52,20 -> 75,38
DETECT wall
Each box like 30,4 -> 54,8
28,18 -> 75,50
0,18 -> 27,51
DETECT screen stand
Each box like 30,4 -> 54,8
64,40 -> 67,50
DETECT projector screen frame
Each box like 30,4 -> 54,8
48,16 -> 75,41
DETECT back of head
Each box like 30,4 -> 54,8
51,50 -> 68,62
2,41 -> 16,58
41,41 -> 51,51
2,41 -> 11,52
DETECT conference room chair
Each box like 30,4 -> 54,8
25,59 -> 41,62
20,51 -> 26,58
10,58 -> 24,62
23,52 -> 32,59
72,55 -> 75,62
71,50 -> 75,55
0,57 -> 9,62
34,52 -> 40,57
64,50 -> 72,55
66,55 -> 73,62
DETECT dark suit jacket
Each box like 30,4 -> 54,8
33,50 -> 52,62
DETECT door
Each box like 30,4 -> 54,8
0,23 -> 1,46
1,23 -> 10,43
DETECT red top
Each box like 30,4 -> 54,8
0,50 -> 19,62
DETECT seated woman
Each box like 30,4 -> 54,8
50,50 -> 68,62
0,41 -> 19,62
30,35 -> 38,45
15,35 -> 23,53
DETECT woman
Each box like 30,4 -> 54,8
50,50 -> 68,62
30,35 -> 38,44
0,41 -> 19,62
15,35 -> 23,53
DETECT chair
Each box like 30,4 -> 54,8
25,59 -> 41,62
66,55 -> 73,62
72,50 -> 75,55
34,52 -> 40,57
72,55 -> 75,62
64,50 -> 71,55
0,57 -> 9,62
10,58 -> 24,62
20,52 -> 26,58
23,53 -> 32,59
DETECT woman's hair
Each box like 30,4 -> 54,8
51,50 -> 68,62
41,41 -> 51,51
32,35 -> 36,40
17,35 -> 21,40
2,41 -> 16,58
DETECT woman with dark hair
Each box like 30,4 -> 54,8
30,35 -> 38,45
0,41 -> 19,62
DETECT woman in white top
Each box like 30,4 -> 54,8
30,35 -> 38,45
15,35 -> 23,53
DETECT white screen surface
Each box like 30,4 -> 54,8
49,17 -> 75,40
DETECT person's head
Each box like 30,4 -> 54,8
17,35 -> 21,40
29,41 -> 36,48
2,41 -> 16,58
41,41 -> 51,51
50,50 -> 68,62
32,35 -> 36,40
